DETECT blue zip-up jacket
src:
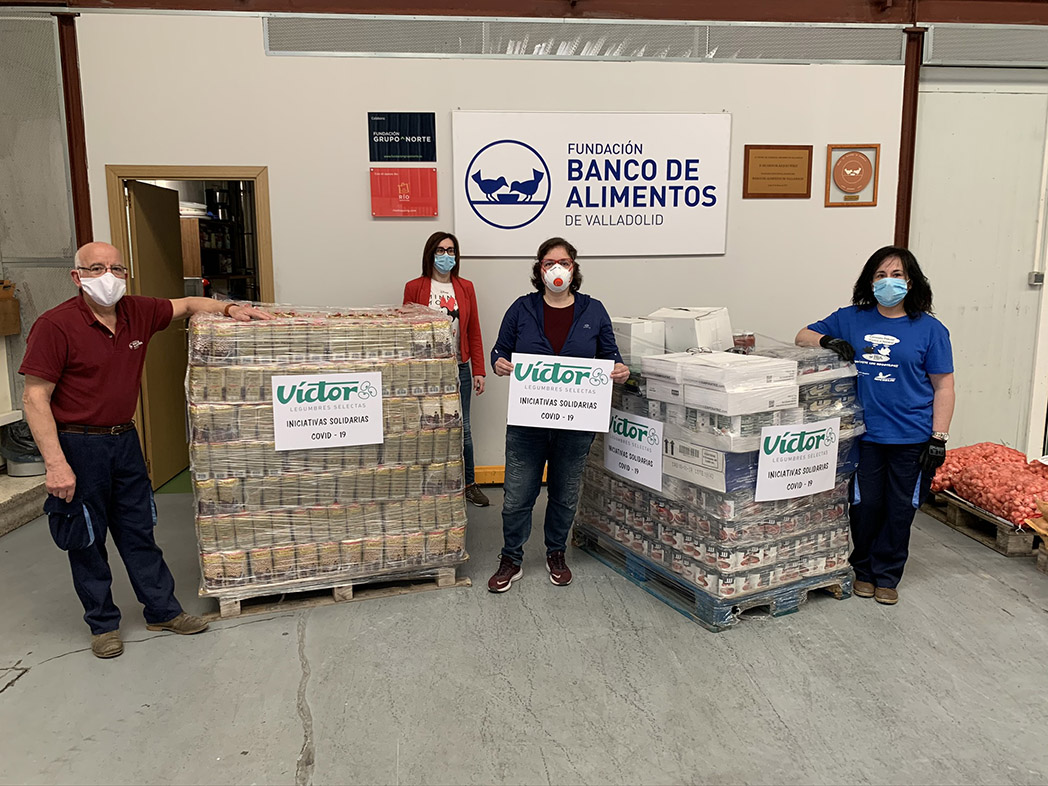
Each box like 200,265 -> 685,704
490,292 -> 623,369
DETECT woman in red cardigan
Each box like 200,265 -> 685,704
404,231 -> 489,507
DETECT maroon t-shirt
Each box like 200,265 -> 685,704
20,294 -> 174,426
543,301 -> 574,355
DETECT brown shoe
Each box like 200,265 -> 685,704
875,587 -> 899,605
854,580 -> 875,598
91,630 -> 124,659
487,555 -> 523,593
146,612 -> 209,634
464,484 -> 490,507
546,551 -> 573,586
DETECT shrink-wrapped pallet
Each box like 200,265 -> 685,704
187,303 -> 468,597
577,346 -> 859,600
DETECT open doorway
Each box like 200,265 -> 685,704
150,178 -> 262,301
104,165 -> 275,489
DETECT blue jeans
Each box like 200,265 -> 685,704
459,362 -> 476,486
501,425 -> 595,564
849,441 -> 931,589
57,429 -> 182,634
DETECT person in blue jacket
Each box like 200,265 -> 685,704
796,246 -> 955,606
488,237 -> 629,593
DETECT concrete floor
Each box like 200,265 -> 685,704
1,489 -> 1047,786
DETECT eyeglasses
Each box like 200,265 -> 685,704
435,246 -> 457,255
540,259 -> 573,270
77,264 -> 128,278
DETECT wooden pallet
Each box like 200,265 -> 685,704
208,565 -> 470,620
573,528 -> 852,633
922,492 -> 1041,557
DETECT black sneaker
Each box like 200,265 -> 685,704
488,555 -> 523,593
464,484 -> 491,507
547,551 -> 572,586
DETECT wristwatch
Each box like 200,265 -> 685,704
223,302 -> 239,317
932,431 -> 949,442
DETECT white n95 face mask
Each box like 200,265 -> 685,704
79,272 -> 126,307
543,265 -> 572,293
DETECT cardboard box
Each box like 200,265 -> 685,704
0,298 -> 20,337
644,377 -> 685,405
664,408 -> 804,453
683,383 -> 799,417
647,307 -> 733,352
612,317 -> 665,367
642,352 -> 708,384
643,351 -> 796,390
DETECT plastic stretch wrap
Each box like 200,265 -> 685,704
656,432 -> 859,494
578,358 -> 861,600
577,468 -> 850,599
752,344 -> 857,385
187,304 -> 468,597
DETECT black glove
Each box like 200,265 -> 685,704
920,437 -> 947,475
819,334 -> 855,362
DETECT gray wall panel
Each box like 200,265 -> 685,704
0,18 -> 75,262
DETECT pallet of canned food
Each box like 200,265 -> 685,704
186,303 -> 469,601
575,341 -> 862,629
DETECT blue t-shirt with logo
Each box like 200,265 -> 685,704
808,306 -> 953,444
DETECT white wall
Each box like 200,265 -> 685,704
78,13 -> 903,467
911,68 -> 1048,456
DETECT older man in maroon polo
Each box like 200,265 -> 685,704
20,241 -> 270,659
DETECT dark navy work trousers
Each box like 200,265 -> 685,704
57,429 -> 182,634
501,425 -> 594,565
850,440 -> 932,589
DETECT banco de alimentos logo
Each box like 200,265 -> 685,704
465,140 -> 551,230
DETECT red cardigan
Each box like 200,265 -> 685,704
403,275 -> 486,377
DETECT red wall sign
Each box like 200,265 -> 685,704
370,167 -> 438,217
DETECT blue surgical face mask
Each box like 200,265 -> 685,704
873,277 -> 908,307
434,253 -> 456,274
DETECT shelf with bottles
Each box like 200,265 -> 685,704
198,221 -> 235,252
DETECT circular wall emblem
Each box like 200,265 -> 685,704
464,140 -> 551,230
833,151 -> 873,194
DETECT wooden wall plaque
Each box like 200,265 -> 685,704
742,145 -> 813,199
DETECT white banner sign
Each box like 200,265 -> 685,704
604,408 -> 663,491
452,111 -> 731,257
506,353 -> 614,432
272,373 -> 384,451
755,417 -> 841,502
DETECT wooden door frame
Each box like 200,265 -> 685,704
106,165 -> 275,484
104,164 -> 275,302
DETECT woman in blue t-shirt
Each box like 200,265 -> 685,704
796,246 -> 955,606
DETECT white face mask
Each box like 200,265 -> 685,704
79,272 -> 126,307
543,264 -> 572,294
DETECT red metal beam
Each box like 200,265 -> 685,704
1,0 -> 913,23
917,0 -> 1048,25
5,0 -> 1048,24
55,13 -> 93,246
894,26 -> 925,248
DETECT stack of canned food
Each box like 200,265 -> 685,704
186,304 -> 469,595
